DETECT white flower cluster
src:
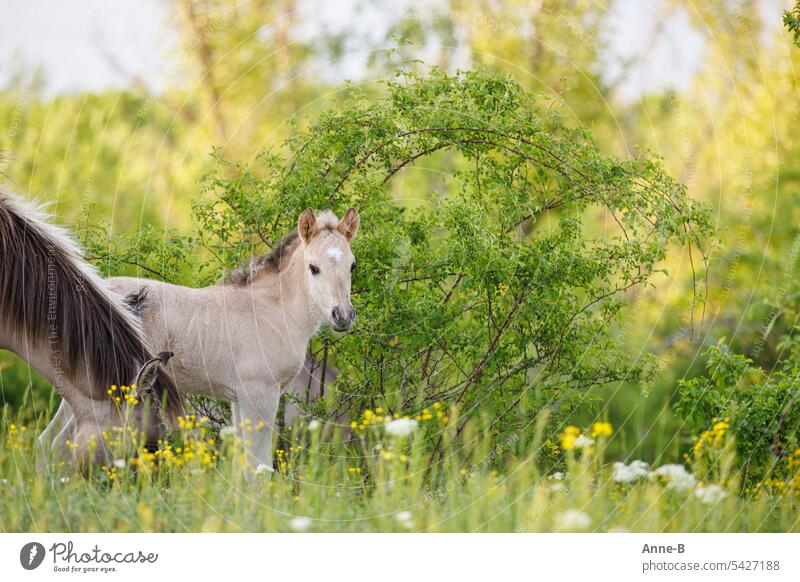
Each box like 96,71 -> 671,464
289,516 -> 312,532
548,472 -> 567,491
555,509 -> 592,531
652,464 -> 697,491
613,461 -> 729,504
384,418 -> 418,437
395,510 -> 414,529
612,460 -> 650,483
255,463 -> 274,475
695,483 -> 728,504
572,435 -> 595,449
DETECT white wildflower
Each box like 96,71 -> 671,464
307,419 -> 322,432
255,463 -> 275,475
555,509 -> 593,531
573,435 -> 595,449
0,478 -> 8,485
220,426 -> 237,438
384,418 -> 418,438
612,460 -> 650,483
652,464 -> 697,491
395,510 -> 414,529
113,459 -> 126,469
549,482 -> 567,493
60,477 -> 70,484
289,516 -> 312,532
549,472 -> 565,481
695,484 -> 728,504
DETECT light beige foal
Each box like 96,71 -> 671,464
109,208 -> 359,471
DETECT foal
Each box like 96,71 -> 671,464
109,208 -> 359,470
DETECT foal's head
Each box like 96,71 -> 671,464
297,208 -> 359,331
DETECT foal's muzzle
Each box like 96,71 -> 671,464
331,306 -> 356,332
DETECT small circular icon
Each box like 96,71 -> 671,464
20,542 -> 46,570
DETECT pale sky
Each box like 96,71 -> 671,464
0,0 -> 787,101
0,0 -> 175,94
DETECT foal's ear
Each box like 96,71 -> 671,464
336,208 -> 360,242
298,208 -> 317,244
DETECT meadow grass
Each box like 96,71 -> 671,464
1,404 -> 799,533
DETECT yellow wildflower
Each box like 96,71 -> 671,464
558,426 -> 581,450
591,422 -> 613,438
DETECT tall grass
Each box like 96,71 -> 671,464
1,403 -> 798,533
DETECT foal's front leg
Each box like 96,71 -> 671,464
235,384 -> 282,471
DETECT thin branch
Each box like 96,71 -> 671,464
86,255 -> 168,280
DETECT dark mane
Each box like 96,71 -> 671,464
0,192 -> 182,419
225,231 -> 301,285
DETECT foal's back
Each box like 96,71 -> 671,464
108,276 -> 307,401
108,277 -> 240,399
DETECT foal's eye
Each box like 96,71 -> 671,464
309,264 -> 320,276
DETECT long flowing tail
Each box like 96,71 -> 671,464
0,191 -> 183,419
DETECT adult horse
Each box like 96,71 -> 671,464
0,191 -> 182,469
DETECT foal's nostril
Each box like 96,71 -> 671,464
331,308 -> 339,321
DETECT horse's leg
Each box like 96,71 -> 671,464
43,410 -> 78,484
69,419 -> 111,472
37,399 -> 67,455
231,402 -> 242,431
67,400 -> 118,472
52,412 -> 76,457
36,399 -> 72,471
236,384 -> 281,471
52,401 -> 75,448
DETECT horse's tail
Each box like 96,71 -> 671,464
0,191 -> 183,420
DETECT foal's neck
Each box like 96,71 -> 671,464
249,244 -> 323,340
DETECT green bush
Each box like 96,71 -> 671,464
85,68 -> 711,442
677,338 -> 800,484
